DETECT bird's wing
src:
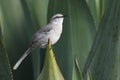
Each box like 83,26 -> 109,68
32,26 -> 53,44
38,26 -> 53,33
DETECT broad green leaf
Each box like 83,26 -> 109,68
84,0 -> 120,80
26,0 -> 49,79
38,40 -> 64,80
0,9 -> 13,80
86,0 -> 107,28
86,0 -> 99,28
86,0 -> 110,29
48,0 -> 96,79
72,57 -> 83,80
26,0 -> 49,29
0,0 -> 35,80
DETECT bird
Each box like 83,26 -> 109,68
13,14 -> 65,70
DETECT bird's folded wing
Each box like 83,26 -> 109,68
31,26 -> 53,45
32,26 -> 53,39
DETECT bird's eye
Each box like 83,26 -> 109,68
54,16 -> 63,19
56,16 -> 63,18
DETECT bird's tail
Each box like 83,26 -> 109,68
13,45 -> 34,70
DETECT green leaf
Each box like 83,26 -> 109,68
0,9 -> 13,80
86,0 -> 107,28
86,71 -> 92,80
26,0 -> 49,29
84,0 -> 120,80
0,0 -> 35,80
26,0 -> 49,79
48,0 -> 96,79
72,57 -> 83,80
86,0 -> 98,28
38,40 -> 64,80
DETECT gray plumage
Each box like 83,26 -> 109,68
13,14 -> 65,70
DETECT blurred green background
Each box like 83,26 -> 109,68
0,0 -> 120,80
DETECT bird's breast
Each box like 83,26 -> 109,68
49,25 -> 62,45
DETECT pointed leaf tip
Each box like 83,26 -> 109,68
87,71 -> 92,80
37,39 -> 64,80
72,57 -> 83,80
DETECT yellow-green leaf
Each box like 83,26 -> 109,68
38,40 -> 64,80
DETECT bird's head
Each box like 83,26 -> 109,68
50,14 -> 65,25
